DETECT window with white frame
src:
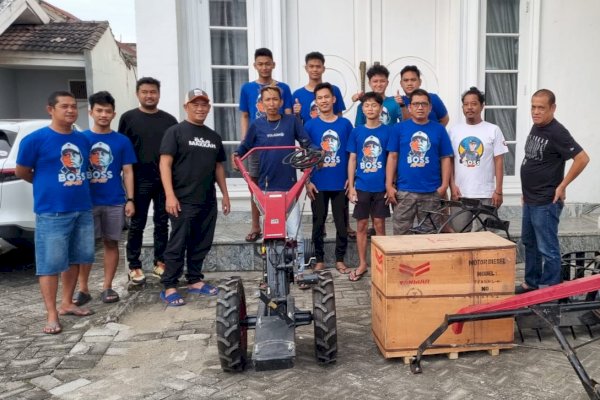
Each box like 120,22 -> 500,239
209,0 -> 249,177
483,0 -> 520,176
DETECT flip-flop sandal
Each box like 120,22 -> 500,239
160,290 -> 186,306
187,283 -> 218,296
43,322 -> 62,335
101,288 -> 120,304
245,231 -> 262,242
58,307 -> 95,317
348,269 -> 367,282
72,291 -> 92,306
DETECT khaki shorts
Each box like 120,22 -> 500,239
392,191 -> 443,235
450,198 -> 493,232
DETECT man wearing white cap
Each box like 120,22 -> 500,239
158,89 -> 231,306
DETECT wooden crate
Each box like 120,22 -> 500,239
370,232 -> 516,358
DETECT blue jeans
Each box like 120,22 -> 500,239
35,210 -> 95,275
521,202 -> 563,288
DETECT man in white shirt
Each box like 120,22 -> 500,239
448,87 -> 508,231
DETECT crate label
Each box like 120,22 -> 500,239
469,258 -> 508,266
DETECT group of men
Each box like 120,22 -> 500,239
236,48 -> 589,293
16,77 -> 229,330
17,47 -> 589,332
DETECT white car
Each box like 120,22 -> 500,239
0,120 -> 51,248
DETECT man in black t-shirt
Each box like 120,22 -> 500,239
516,89 -> 589,294
119,77 -> 178,284
158,89 -> 231,306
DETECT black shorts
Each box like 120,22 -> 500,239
352,190 -> 390,220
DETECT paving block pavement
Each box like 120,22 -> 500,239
2,243 -> 600,399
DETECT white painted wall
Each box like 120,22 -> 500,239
135,0 -> 599,205
134,0 -> 181,120
536,0 -> 600,203
85,29 -> 138,130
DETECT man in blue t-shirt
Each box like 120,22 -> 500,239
292,51 -> 346,123
294,52 -> 356,241
347,92 -> 391,282
351,64 -> 402,127
397,65 -> 449,126
74,91 -> 137,307
386,89 -> 453,235
16,91 -> 95,334
234,86 -> 314,272
304,83 -> 353,275
239,48 -> 294,243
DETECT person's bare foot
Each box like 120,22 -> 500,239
43,321 -> 62,334
349,266 -> 368,282
57,305 -> 94,316
314,262 -> 325,271
335,261 -> 350,274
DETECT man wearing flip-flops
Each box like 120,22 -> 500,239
73,91 -> 137,307
158,89 -> 231,306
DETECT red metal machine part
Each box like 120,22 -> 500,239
411,274 -> 600,399
234,146 -> 311,239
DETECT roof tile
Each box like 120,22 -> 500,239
0,21 -> 109,53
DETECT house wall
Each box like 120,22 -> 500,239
285,0 -> 458,126
14,68 -> 85,122
0,68 -> 18,118
134,0 -> 180,119
135,0 -> 599,205
85,29 -> 138,130
536,0 -> 600,204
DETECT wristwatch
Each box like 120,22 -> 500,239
126,198 -> 134,203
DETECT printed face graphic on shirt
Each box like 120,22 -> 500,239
380,106 -> 390,125
255,93 -> 266,118
458,136 -> 483,167
407,131 -> 431,167
320,130 -> 340,166
361,135 -> 383,172
59,142 -> 86,186
310,100 -> 319,119
89,142 -> 114,183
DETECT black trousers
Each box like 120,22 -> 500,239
160,202 -> 217,289
311,190 -> 348,263
126,178 -> 168,269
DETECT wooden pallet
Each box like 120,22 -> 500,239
373,333 -> 513,364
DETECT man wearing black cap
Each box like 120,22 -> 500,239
158,89 -> 231,306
